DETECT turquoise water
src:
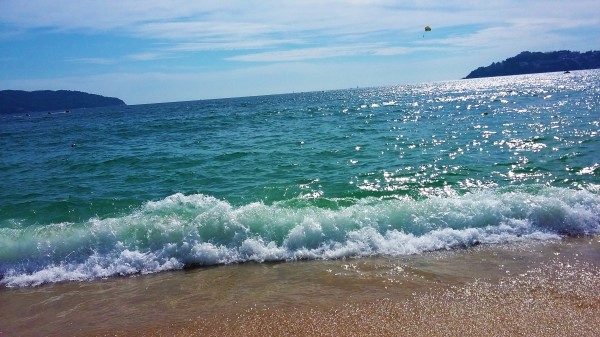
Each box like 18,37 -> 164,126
1,71 -> 599,287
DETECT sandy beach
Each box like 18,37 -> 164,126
1,236 -> 598,336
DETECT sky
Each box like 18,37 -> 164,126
1,1 -> 599,105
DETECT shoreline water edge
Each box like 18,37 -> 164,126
0,236 -> 598,336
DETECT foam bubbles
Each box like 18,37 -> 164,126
1,187 -> 599,287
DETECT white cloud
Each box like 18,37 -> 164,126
227,44 -> 445,62
166,39 -> 300,52
374,46 -> 433,56
0,1 -> 227,31
1,1 -> 597,58
134,21 -> 274,40
227,45 -> 383,62
69,57 -> 116,65
126,52 -> 169,61
2,1 -> 595,28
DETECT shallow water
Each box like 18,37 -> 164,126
0,236 -> 598,336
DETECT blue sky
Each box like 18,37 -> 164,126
1,1 -> 598,104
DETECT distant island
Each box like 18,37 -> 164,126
0,90 -> 126,114
464,50 -> 600,79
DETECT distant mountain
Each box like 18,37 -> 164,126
464,50 -> 600,79
0,90 -> 126,114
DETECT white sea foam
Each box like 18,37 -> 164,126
1,186 -> 599,287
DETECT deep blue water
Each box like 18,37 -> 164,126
1,70 -> 599,286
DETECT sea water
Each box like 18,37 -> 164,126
1,70 -> 599,287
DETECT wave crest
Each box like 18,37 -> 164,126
1,186 -> 599,287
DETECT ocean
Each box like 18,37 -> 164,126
1,70 -> 599,288
2,71 -> 600,336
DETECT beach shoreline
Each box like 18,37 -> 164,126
1,235 -> 598,336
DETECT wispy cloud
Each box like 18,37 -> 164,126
134,21 -> 276,41
166,39 -> 300,52
227,45 -> 377,62
69,57 -> 116,65
227,44 -> 436,62
426,16 -> 598,53
126,52 -> 170,61
2,1 -> 598,59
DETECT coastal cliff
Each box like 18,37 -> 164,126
464,50 -> 600,79
0,90 -> 126,114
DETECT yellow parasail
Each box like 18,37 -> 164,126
424,26 -> 431,31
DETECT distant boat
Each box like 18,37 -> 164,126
564,71 -> 571,74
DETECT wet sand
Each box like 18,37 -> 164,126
1,236 -> 599,336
